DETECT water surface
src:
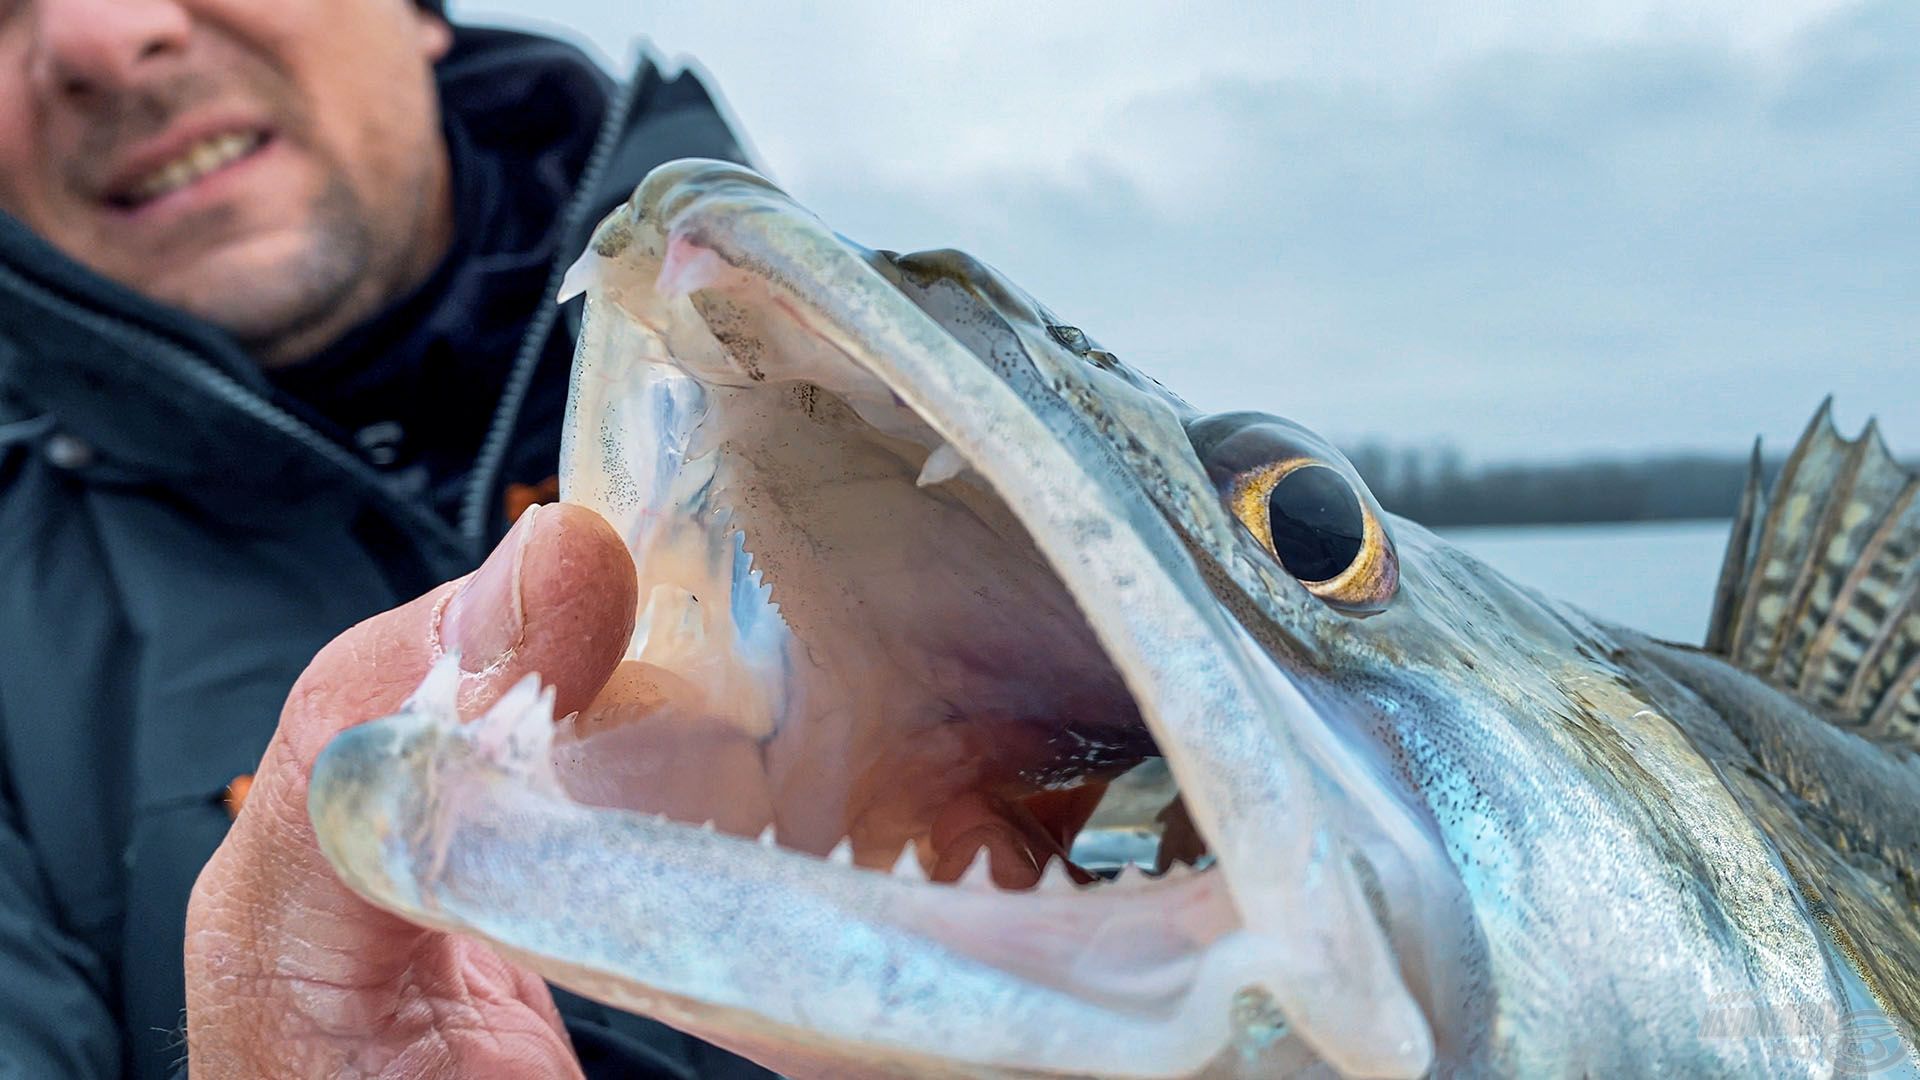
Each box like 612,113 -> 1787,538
1440,519 -> 1733,645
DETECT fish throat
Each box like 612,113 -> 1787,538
541,229 -> 1273,1051
557,347 -> 1204,885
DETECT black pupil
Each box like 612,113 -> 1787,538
1266,465 -> 1365,582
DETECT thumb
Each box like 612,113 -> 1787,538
186,502 -> 634,1076
273,500 -> 638,782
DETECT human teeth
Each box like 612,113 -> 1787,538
127,132 -> 258,203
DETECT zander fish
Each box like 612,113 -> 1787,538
310,160 -> 1920,1078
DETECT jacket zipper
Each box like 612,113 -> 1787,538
456,71 -> 641,554
0,256 -> 472,566
5,64 -> 645,572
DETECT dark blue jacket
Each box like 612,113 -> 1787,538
0,24 -> 767,1080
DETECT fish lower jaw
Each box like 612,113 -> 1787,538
313,664 -> 1430,1078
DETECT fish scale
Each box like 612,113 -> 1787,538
313,159 -> 1920,1078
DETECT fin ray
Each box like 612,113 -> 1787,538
1705,439 -> 1767,655
1724,399 -> 1845,672
1709,401 -> 1920,744
1780,424 -> 1914,691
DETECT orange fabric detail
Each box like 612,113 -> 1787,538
505,475 -> 562,524
223,774 -> 254,820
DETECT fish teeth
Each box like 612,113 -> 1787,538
466,675 -> 556,765
1155,860 -> 1196,882
407,652 -> 463,716
915,443 -> 968,488
957,847 -> 998,891
891,841 -> 926,881
127,132 -> 257,203
1034,857 -> 1080,894
757,824 -> 778,848
557,251 -> 602,303
826,837 -> 855,866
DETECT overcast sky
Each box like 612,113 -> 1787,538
457,1 -> 1916,463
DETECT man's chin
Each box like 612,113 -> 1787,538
139,232 -> 372,366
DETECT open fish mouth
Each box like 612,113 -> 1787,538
311,161 -> 1456,1079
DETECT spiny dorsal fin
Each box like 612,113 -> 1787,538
1705,437 -> 1767,655
1708,400 -> 1920,743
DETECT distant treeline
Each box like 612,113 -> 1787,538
1344,444 -> 1796,527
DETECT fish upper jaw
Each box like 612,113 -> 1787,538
312,159 -> 1463,1078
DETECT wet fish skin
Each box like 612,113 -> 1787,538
308,159 -> 1920,1078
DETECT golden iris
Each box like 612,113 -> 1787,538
1227,458 -> 1398,613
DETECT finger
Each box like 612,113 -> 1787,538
189,503 -> 628,1077
273,501 -> 638,778
230,500 -> 637,935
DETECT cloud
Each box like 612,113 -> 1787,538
461,0 -> 1918,461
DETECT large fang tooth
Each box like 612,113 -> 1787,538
915,443 -> 968,488
826,838 -> 855,866
756,824 -> 778,848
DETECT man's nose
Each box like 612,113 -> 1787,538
29,0 -> 192,101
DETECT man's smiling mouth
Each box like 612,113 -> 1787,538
104,128 -> 271,211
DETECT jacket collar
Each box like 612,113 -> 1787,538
0,26 -> 701,559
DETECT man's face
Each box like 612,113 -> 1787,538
0,0 -> 454,366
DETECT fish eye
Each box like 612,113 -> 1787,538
1264,464 -> 1363,581
1224,458 -> 1397,612
1187,413 -> 1399,614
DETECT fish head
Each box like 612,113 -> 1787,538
309,161 -> 1848,1078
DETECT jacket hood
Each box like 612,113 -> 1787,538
0,24 -> 737,531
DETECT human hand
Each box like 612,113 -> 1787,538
185,503 -> 637,1079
